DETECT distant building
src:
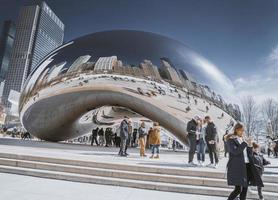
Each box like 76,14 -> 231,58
47,61 -> 67,82
67,55 -> 91,73
0,20 -> 15,83
139,60 -> 161,80
94,56 -> 117,71
2,1 -> 64,108
160,57 -> 182,84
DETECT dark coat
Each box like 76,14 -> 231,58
226,137 -> 264,187
253,152 -> 270,176
120,119 -> 129,140
186,119 -> 197,137
92,128 -> 98,137
205,122 -> 217,141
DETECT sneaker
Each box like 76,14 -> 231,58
214,163 -> 219,169
150,155 -> 154,159
198,160 -> 202,166
143,154 -> 147,157
206,163 -> 214,168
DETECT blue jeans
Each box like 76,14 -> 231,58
196,139 -> 206,162
151,144 -> 160,154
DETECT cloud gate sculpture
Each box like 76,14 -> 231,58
19,30 -> 240,144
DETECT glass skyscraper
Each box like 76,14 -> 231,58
2,1 -> 64,108
0,20 -> 16,83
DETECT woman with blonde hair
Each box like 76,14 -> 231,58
226,123 -> 263,200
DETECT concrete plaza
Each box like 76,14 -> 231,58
0,173 -> 224,200
0,138 -> 277,200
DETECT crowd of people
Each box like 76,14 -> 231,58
186,115 -> 219,168
225,123 -> 270,200
90,117 -> 162,159
186,115 -> 272,200
118,117 -> 161,158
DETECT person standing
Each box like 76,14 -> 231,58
149,122 -> 161,159
186,116 -> 200,166
132,129 -> 138,147
196,119 -> 207,166
124,120 -> 132,153
205,116 -> 219,168
119,117 -> 129,156
105,128 -> 109,147
223,130 -> 229,157
138,122 -> 147,157
98,128 -> 105,146
91,127 -> 99,146
226,123 -> 263,200
252,142 -> 270,200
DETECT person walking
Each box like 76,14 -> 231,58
196,119 -> 207,166
252,142 -> 270,200
204,116 -> 219,168
105,128 -> 112,147
118,117 -> 129,156
149,122 -> 161,159
98,128 -> 105,146
138,122 -> 147,157
226,123 -> 264,200
124,120 -> 132,153
223,130 -> 229,157
186,116 -> 200,166
91,127 -> 99,146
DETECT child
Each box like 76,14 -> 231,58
252,142 -> 271,200
149,122 -> 161,159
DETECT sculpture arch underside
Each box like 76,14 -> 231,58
21,85 -> 189,143
21,82 -> 234,146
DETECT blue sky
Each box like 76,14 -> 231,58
1,0 -> 278,102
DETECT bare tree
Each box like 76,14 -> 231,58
261,98 -> 278,137
241,96 -> 259,137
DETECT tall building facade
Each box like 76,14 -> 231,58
67,55 -> 91,73
139,59 -> 161,80
94,56 -> 117,71
0,20 -> 16,83
160,57 -> 182,84
2,2 -> 64,108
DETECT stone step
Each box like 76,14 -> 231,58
0,157 -> 277,194
0,153 -> 223,178
2,152 -> 277,183
1,165 -> 277,200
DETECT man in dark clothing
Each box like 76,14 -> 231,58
186,116 -> 200,166
205,116 -> 219,167
118,117 -> 129,156
91,127 -> 99,146
223,130 -> 229,157
98,128 -> 105,146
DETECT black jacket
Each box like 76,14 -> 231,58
120,119 -> 129,140
92,128 -> 98,137
186,119 -> 197,136
226,137 -> 264,187
98,128 -> 104,136
186,119 -> 197,137
253,152 -> 270,176
205,122 -> 217,141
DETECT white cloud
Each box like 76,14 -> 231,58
233,45 -> 278,103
